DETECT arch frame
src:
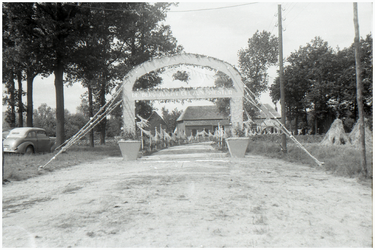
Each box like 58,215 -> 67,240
122,53 -> 244,134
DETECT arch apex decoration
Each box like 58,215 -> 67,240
122,53 -> 244,133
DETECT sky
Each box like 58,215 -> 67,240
3,1 -> 373,115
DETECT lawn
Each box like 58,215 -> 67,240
3,134 -> 373,183
245,135 -> 373,179
3,142 -> 122,182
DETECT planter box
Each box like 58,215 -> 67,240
118,140 -> 141,161
225,137 -> 250,158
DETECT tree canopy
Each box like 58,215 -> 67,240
270,35 -> 373,133
3,2 -> 183,146
238,30 -> 278,95
214,30 -> 278,118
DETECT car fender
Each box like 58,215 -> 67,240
17,142 -> 36,153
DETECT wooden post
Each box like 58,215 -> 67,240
353,2 -> 367,177
155,127 -> 158,150
278,4 -> 287,153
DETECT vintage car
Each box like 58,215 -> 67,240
3,127 -> 56,154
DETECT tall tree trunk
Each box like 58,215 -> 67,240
294,113 -> 298,135
88,83 -> 94,147
99,82 -> 106,145
26,70 -> 35,127
9,71 -> 16,128
54,60 -> 65,147
17,71 -> 23,127
304,108 -> 308,135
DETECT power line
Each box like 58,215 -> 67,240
284,2 -> 297,17
271,3 -> 300,34
267,11 -> 278,32
64,2 -> 258,14
169,2 -> 258,13
284,3 -> 311,30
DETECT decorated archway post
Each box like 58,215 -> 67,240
121,53 -> 244,135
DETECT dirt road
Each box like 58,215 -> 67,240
2,142 -> 372,247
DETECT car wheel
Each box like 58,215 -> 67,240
25,146 -> 34,155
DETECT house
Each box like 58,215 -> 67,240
176,104 -> 281,136
145,111 -> 167,136
176,105 -> 230,136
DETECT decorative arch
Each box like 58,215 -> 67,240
122,53 -> 244,133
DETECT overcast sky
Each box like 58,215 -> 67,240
6,1 -> 373,114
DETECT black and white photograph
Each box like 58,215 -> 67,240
2,1 -> 373,247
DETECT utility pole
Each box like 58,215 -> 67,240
353,3 -> 367,177
278,4 -> 287,152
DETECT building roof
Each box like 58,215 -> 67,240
177,105 -> 228,122
256,103 -> 281,119
147,111 -> 167,126
147,111 -> 165,122
176,103 -> 280,122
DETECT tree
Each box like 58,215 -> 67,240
270,35 -> 373,134
3,3 -> 50,127
270,66 -> 310,134
32,3 -> 91,146
3,3 -> 183,142
67,3 -> 182,145
238,30 -> 278,96
212,71 -> 233,116
161,107 -> 182,132
270,37 -> 337,134
215,30 -> 278,118
2,65 -> 16,128
64,111 -> 88,140
33,103 -> 89,140
303,37 -> 337,134
33,104 -> 56,136
3,3 -> 18,128
331,34 -> 373,129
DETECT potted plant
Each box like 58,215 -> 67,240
117,130 -> 141,161
225,125 -> 250,158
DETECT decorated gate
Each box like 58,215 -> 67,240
122,53 -> 244,134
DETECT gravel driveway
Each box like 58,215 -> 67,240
2,142 -> 372,247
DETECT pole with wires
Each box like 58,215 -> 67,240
353,2 -> 368,177
278,4 -> 287,153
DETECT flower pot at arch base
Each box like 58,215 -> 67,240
225,137 -> 250,158
118,140 -> 141,161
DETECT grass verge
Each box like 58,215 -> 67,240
3,142 -> 122,182
246,138 -> 373,179
3,136 -> 372,183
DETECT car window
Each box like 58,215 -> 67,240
7,130 -> 27,138
37,131 -> 48,138
27,131 -> 36,138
